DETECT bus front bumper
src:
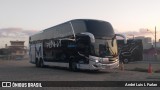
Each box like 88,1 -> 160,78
88,55 -> 119,70
91,59 -> 119,70
77,56 -> 119,70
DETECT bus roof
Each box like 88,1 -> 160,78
30,19 -> 114,42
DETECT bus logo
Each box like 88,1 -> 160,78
46,40 -> 61,48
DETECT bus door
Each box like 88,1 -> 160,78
76,35 -> 90,64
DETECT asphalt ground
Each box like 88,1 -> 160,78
0,59 -> 160,90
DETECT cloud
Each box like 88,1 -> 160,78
115,28 -> 160,41
0,28 -> 39,48
0,28 -> 38,38
116,28 -> 152,38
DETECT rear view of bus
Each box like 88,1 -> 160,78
29,19 -> 119,71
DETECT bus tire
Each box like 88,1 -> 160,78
71,62 -> 78,71
35,58 -> 40,67
69,58 -> 78,71
123,59 -> 129,64
40,59 -> 45,68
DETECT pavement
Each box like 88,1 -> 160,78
0,59 -> 160,90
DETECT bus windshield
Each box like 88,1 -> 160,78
85,20 -> 115,39
91,38 -> 118,57
84,20 -> 118,57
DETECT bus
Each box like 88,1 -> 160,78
117,39 -> 143,63
29,19 -> 119,71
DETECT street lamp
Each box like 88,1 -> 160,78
147,26 -> 157,48
155,26 -> 157,48
147,26 -> 157,61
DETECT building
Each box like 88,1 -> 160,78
153,39 -> 160,48
0,48 -> 10,60
8,40 -> 27,60
134,36 -> 152,49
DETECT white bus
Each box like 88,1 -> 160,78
29,19 -> 119,71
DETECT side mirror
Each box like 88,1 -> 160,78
115,34 -> 127,44
80,32 -> 95,43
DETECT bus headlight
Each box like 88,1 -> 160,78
95,60 -> 99,63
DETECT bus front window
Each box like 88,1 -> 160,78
91,38 -> 118,58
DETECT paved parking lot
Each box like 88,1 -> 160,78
0,59 -> 160,90
0,59 -> 160,81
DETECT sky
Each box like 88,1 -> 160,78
0,0 -> 160,47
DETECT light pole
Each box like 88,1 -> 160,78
155,26 -> 156,49
147,26 -> 157,60
147,26 -> 157,48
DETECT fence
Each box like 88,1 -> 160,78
143,54 -> 160,61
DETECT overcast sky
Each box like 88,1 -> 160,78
0,0 -> 160,47
1,0 -> 160,31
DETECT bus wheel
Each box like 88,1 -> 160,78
69,61 -> 78,71
40,59 -> 45,68
123,59 -> 129,64
72,62 -> 78,71
35,59 -> 40,67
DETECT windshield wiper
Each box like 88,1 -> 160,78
106,41 -> 118,57
111,35 -> 116,47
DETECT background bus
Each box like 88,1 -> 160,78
29,19 -> 119,71
117,39 -> 143,63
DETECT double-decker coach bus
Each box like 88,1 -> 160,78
29,19 -> 119,71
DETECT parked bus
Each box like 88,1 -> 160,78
29,19 -> 119,71
117,39 -> 143,63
